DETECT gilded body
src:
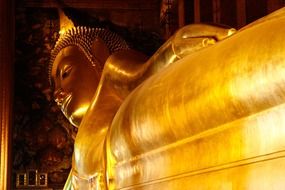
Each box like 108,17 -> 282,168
51,7 -> 285,190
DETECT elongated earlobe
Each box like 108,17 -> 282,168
91,38 -> 110,68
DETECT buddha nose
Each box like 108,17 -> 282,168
54,88 -> 67,106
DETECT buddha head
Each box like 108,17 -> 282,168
49,26 -> 129,127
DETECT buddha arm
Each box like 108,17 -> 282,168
103,24 -> 236,96
107,11 -> 285,189
142,24 -> 236,77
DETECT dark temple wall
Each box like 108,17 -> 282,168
13,7 -> 75,189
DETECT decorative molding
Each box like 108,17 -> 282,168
21,0 -> 160,10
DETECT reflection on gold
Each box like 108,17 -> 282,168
69,105 -> 90,127
58,9 -> 74,36
50,7 -> 285,190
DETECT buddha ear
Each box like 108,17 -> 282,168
91,37 -> 110,66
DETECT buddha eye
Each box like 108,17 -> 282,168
61,65 -> 72,79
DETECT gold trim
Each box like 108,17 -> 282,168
16,173 -> 27,187
38,172 -> 48,187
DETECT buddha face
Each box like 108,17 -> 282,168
51,46 -> 100,127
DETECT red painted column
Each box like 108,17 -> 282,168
178,0 -> 185,27
236,0 -> 246,28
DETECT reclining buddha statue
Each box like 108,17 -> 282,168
50,7 -> 285,190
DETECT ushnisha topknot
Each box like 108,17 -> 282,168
48,26 -> 129,84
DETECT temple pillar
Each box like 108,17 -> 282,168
177,0 -> 185,27
194,0 -> 200,23
213,0 -> 221,23
236,0 -> 246,28
0,0 -> 14,189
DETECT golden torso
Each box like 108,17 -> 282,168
73,49 -> 148,187
71,24 -> 235,186
56,7 -> 285,190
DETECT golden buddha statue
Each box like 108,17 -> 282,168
50,7 -> 285,190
